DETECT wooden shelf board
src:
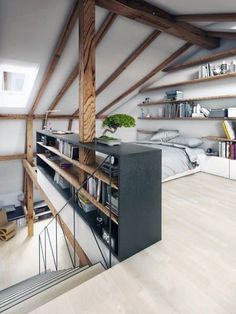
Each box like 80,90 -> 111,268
137,94 -> 236,106
37,153 -> 118,225
37,142 -> 118,189
163,47 -> 236,73
203,136 -> 236,142
141,72 -> 236,93
138,117 -> 236,121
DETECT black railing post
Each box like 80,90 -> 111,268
39,235 -> 41,274
44,228 -> 47,273
56,216 -> 58,270
73,201 -> 76,267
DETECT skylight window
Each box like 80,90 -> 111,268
0,61 -> 39,108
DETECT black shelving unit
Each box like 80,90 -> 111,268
36,130 -> 162,262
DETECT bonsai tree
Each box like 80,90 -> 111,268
101,114 -> 136,139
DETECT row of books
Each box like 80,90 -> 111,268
199,64 -> 214,78
56,139 -> 79,159
219,142 -> 236,159
164,103 -> 193,118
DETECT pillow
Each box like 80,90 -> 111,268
150,129 -> 179,142
169,136 -> 203,148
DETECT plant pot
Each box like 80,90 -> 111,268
96,136 -> 121,146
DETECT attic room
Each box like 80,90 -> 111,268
1,0 -> 236,313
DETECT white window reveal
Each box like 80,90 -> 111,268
0,61 -> 39,108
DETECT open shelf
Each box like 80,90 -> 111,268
141,72 -> 236,93
38,166 -> 119,257
203,136 -> 236,142
138,117 -> 236,121
37,153 -> 118,224
137,94 -> 236,106
37,142 -> 118,189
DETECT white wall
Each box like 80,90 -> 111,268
111,40 -> 236,146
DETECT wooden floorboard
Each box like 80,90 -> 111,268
30,173 -> 236,314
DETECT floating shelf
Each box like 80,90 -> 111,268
37,153 -> 118,225
137,94 -> 236,106
138,117 -> 236,121
163,48 -> 236,73
37,142 -> 118,189
141,72 -> 236,93
203,136 -> 236,142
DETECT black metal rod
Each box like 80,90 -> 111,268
57,214 -> 75,268
108,155 -> 112,269
55,216 -> 58,270
39,235 -> 46,274
73,202 -> 76,267
39,236 -> 41,274
44,228 -> 47,273
46,228 -> 57,271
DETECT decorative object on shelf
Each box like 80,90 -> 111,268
97,114 -> 136,146
43,109 -> 60,130
142,97 -> 150,104
192,104 -> 204,118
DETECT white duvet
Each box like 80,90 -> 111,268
136,141 -> 204,180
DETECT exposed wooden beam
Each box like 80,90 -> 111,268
23,159 -> 91,266
96,43 -> 193,117
0,114 -> 104,120
207,31 -> 236,40
96,0 -> 220,49
0,154 -> 27,161
29,0 -> 79,115
175,13 -> 236,22
79,0 -> 96,167
163,47 -> 236,72
95,12 -> 117,47
48,11 -> 116,116
96,30 -> 161,96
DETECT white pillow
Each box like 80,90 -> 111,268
150,129 -> 179,142
169,136 -> 203,148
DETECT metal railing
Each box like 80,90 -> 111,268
38,154 -> 114,274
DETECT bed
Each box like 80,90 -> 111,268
136,129 -> 204,182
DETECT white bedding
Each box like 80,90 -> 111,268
136,141 -> 205,180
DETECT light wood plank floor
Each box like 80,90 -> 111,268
31,173 -> 236,314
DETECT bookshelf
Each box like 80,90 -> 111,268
137,94 -> 236,107
36,130 -> 161,262
141,71 -> 236,93
138,117 -> 236,121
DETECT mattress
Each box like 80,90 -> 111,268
135,141 -> 205,180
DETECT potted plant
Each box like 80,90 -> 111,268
97,114 -> 136,146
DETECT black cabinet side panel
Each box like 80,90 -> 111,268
118,149 -> 162,261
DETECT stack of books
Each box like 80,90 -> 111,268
165,90 -> 183,101
78,193 -> 96,213
106,191 -> 119,216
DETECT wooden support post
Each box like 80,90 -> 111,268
26,117 -> 34,236
79,0 -> 96,166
